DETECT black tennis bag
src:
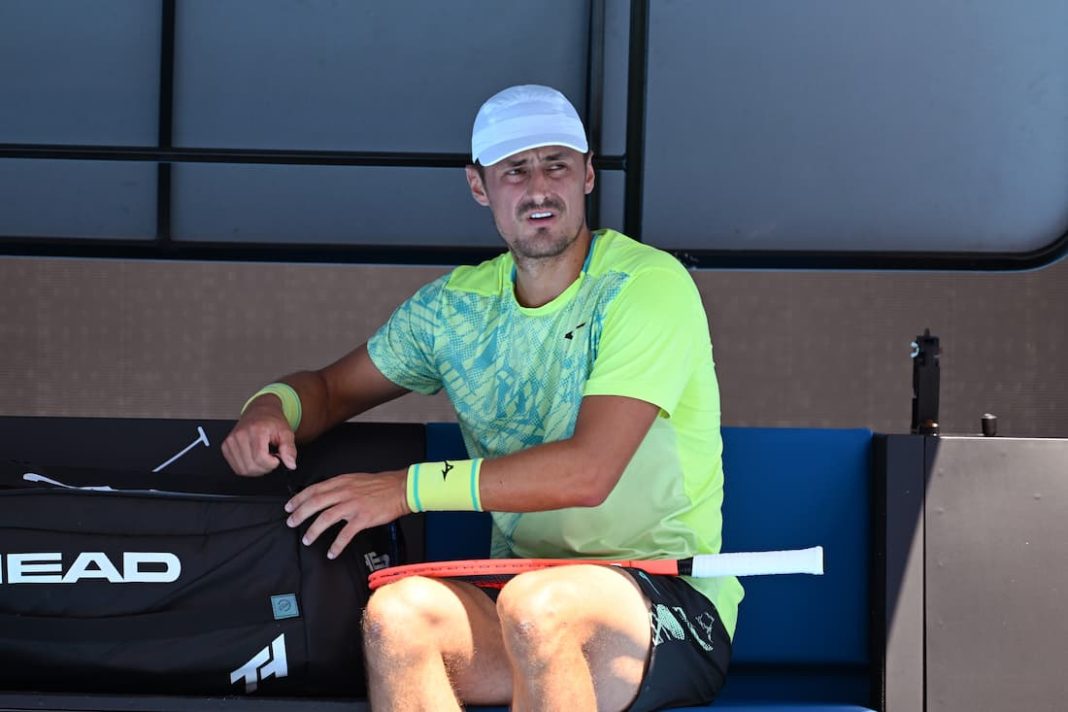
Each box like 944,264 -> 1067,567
0,460 -> 397,697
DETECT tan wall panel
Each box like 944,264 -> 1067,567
1,255 -> 1066,437
0,258 -> 455,424
700,262 -> 1068,436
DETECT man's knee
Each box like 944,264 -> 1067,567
363,576 -> 452,658
496,570 -> 587,662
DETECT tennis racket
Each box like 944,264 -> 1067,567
369,546 -> 823,590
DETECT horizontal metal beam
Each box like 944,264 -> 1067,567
2,232 -> 1065,271
0,144 -> 627,171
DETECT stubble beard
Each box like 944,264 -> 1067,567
506,197 -> 582,266
511,224 -> 579,263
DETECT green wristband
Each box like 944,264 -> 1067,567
241,382 -> 302,432
406,458 -> 483,513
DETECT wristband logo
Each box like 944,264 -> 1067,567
441,460 -> 454,481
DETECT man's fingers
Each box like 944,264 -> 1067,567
226,434 -> 258,476
279,471 -> 408,561
251,429 -> 282,473
300,502 -> 350,548
298,505 -> 366,560
222,409 -> 296,477
276,436 -> 298,471
284,478 -> 323,515
328,520 -> 364,560
222,432 -> 257,476
285,478 -> 342,522
284,477 -> 365,557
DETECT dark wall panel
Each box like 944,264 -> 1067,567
642,0 -> 1068,254
172,0 -> 590,153
4,0 -> 1067,263
598,0 -> 631,157
0,0 -> 161,145
0,159 -> 157,239
595,169 -> 626,234
171,164 -> 498,245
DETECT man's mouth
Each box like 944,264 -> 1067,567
527,210 -> 556,222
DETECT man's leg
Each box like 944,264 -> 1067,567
362,576 -> 512,710
496,565 -> 652,712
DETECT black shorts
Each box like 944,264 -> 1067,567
478,568 -> 731,710
623,568 -> 732,711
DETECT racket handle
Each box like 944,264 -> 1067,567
690,546 -> 824,577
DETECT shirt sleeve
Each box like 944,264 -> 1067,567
367,275 -> 447,395
582,266 -> 710,417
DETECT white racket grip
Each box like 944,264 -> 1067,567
690,546 -> 824,577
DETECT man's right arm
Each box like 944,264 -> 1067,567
223,343 -> 410,476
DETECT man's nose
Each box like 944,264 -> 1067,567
527,168 -> 551,200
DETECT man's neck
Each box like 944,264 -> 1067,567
512,227 -> 593,308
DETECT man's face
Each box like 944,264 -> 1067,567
466,146 -> 595,262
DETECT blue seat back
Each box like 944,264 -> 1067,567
721,427 -> 871,667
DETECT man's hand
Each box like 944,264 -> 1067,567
284,469 -> 410,559
222,397 -> 299,476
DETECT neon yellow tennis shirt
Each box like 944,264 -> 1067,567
368,229 -> 743,638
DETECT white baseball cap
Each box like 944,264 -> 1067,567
471,85 -> 589,167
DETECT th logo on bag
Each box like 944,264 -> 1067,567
230,634 -> 288,693
364,550 -> 391,571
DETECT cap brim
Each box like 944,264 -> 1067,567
477,135 -> 589,167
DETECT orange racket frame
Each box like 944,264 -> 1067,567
369,547 -> 824,590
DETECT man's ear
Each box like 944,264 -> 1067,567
465,165 -> 491,207
583,152 -> 596,196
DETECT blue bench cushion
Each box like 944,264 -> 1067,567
720,427 -> 871,667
